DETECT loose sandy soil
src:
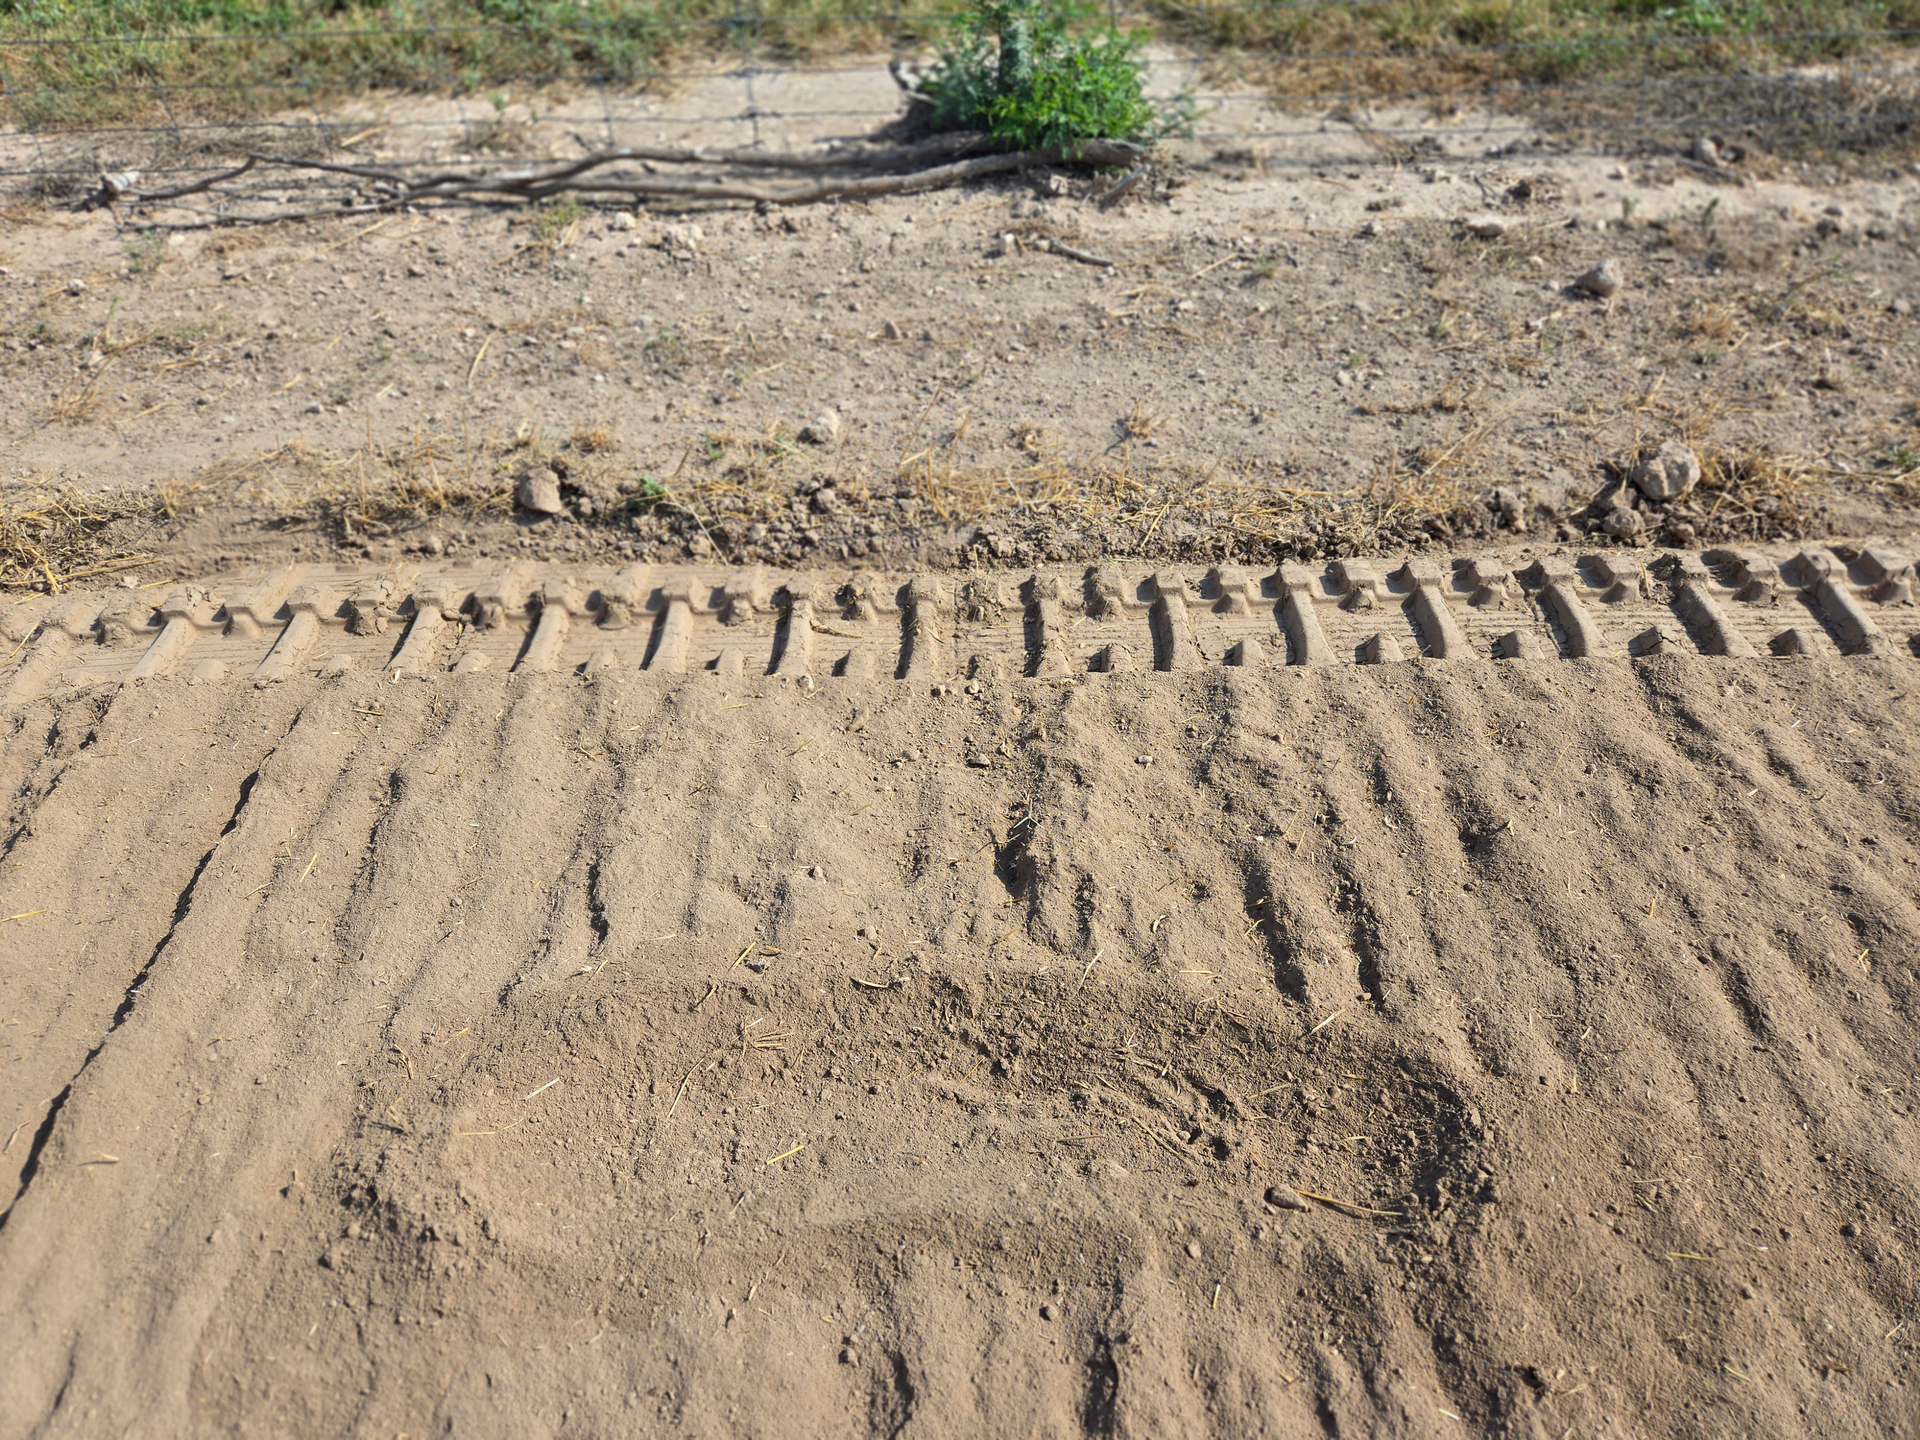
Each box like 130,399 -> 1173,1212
3,81 -> 1919,577
4,69 -> 1920,1440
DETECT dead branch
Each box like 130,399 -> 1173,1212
99,136 -> 1150,222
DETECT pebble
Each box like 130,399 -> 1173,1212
1841,1221 -> 1861,1238
1690,135 -> 1721,166
1602,508 -> 1642,538
1135,754 -> 1155,766
1265,1184 -> 1311,1212
66,278 -> 86,296
1039,1303 -> 1057,1321
1465,215 -> 1507,239
515,467 -> 564,515
1574,260 -> 1621,298
1185,1240 -> 1203,1259
800,408 -> 842,445
1629,440 -> 1701,502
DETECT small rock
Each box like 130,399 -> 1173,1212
1265,1184 -> 1311,1212
423,533 -> 445,556
882,319 -> 902,340
1602,507 -> 1643,538
1841,1221 -> 1861,1238
1135,754 -> 1155,766
303,402 -> 324,414
1574,260 -> 1621,298
1890,298 -> 1914,317
1039,1303 -> 1058,1321
611,212 -> 638,231
1184,1240 -> 1203,1259
406,265 -> 426,279
1465,215 -> 1507,239
1630,440 -> 1701,502
515,467 -> 564,515
1357,219 -> 1380,239
66,278 -> 86,296
800,408 -> 842,445
1690,135 -> 1721,166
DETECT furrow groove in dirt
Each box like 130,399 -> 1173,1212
1,627 -> 1917,1436
0,750 -> 270,1235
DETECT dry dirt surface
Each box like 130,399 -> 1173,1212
0,542 -> 1918,1440
3,102 -> 1920,580
6,75 -> 1920,1440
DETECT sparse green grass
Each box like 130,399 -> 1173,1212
529,196 -> 582,248
1,0 -> 1915,133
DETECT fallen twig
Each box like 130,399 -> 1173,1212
1095,163 -> 1151,207
1035,237 -> 1116,267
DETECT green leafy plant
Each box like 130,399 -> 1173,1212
919,0 -> 1184,151
529,197 -> 581,247
622,475 -> 668,512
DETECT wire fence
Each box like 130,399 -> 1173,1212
1,4 -> 1915,209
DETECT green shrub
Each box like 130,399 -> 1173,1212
919,0 -> 1184,150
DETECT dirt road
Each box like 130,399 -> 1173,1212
2,545 -> 1918,1437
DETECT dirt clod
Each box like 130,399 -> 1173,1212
1631,441 -> 1702,503
515,467 -> 563,515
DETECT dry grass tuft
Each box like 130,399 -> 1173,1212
209,433 -> 513,540
0,482 -> 199,591
1688,302 -> 1743,346
1121,402 -> 1162,441
1687,446 -> 1829,540
571,419 -> 621,455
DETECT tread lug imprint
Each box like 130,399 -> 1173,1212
4,544 -> 1914,703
